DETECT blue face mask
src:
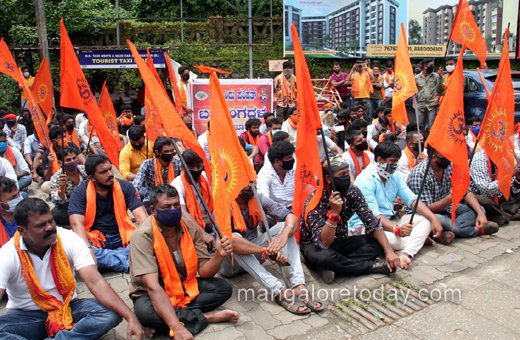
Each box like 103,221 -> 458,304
271,129 -> 281,135
471,126 -> 481,136
0,142 -> 7,153
155,206 -> 182,227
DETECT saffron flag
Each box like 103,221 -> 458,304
290,23 -> 324,241
476,68 -> 491,101
165,52 -> 184,116
479,28 -> 515,199
98,82 -> 124,152
391,23 -> 417,127
450,0 -> 487,67
208,72 -> 257,241
0,38 -> 23,84
427,47 -> 469,223
31,58 -> 54,117
145,49 -> 165,143
128,41 -> 211,178
60,18 -> 120,170
193,65 -> 232,74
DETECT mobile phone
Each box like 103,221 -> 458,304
333,125 -> 345,132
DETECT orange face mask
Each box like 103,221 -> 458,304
120,114 -> 133,126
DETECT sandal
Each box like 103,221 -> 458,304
275,297 -> 311,315
293,286 -> 325,312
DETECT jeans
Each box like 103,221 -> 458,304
385,213 -> 432,257
18,176 -> 32,191
0,298 -> 122,340
417,107 -> 438,130
219,223 -> 305,297
275,105 -> 293,121
435,204 -> 479,238
370,99 -> 383,117
90,233 -> 129,272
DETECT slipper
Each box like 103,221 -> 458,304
275,297 -> 311,315
302,299 -> 325,312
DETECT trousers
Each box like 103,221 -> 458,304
435,204 -> 480,238
385,213 -> 431,257
90,233 -> 129,272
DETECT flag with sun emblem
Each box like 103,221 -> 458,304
99,82 -> 124,151
208,72 -> 257,241
479,28 -> 515,199
144,49 -> 165,143
427,46 -> 469,223
391,23 -> 417,127
450,0 -> 487,67
30,57 -> 54,118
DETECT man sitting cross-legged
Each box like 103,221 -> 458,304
300,156 -> 400,284
129,184 -> 238,339
342,129 -> 374,181
220,184 -> 324,315
69,154 -> 148,272
0,177 -> 24,248
349,142 -> 443,269
0,198 -> 144,340
397,130 -> 427,183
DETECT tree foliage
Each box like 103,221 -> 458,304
409,19 -> 423,45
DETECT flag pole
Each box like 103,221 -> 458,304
412,95 -> 423,155
60,108 -> 65,172
170,137 -> 223,239
85,128 -> 93,156
319,127 -> 336,192
250,181 -> 291,288
408,145 -> 434,224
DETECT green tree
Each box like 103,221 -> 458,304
348,40 -> 358,50
484,34 -> 493,52
303,33 -> 311,44
311,39 -> 321,49
0,0 -> 36,42
408,19 -> 423,45
323,34 -> 331,48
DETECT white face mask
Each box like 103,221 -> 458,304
2,196 -> 23,213
23,72 -> 30,77
446,65 -> 455,73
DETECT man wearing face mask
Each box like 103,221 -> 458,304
333,109 -> 351,151
369,63 -> 385,118
176,66 -> 194,115
129,184 -> 238,338
397,131 -> 427,183
0,177 -> 24,247
18,109 -> 34,136
436,56 -> 458,107
3,113 -> 27,152
366,115 -> 390,146
256,118 -> 282,165
300,156 -> 400,283
62,114 -> 83,151
0,131 -> 31,191
119,125 -> 154,182
133,137 -> 182,213
281,107 -> 298,144
18,67 -> 35,109
274,61 -> 297,121
351,119 -> 378,151
342,130 -> 374,181
317,130 -> 343,162
239,118 -> 263,147
330,62 -> 350,102
409,147 -> 497,240
182,114 -> 200,138
349,142 -> 443,270
466,117 -> 483,154
414,59 -> 439,130
69,154 -> 148,272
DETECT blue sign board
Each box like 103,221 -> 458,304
79,49 -> 166,69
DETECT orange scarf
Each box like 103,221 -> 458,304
65,130 -> 81,148
348,148 -> 370,176
86,122 -> 97,137
230,199 -> 263,232
0,219 -> 8,248
268,131 -> 273,145
280,74 -> 295,101
4,146 -> 16,168
154,158 -> 176,186
288,116 -> 297,129
388,117 -> 396,134
351,71 -> 374,96
180,172 -> 213,229
14,232 -> 76,337
379,133 -> 387,143
84,180 -> 136,248
152,216 -> 199,307
120,115 -> 133,126
385,70 -> 394,83
246,131 -> 260,146
179,80 -> 192,112
403,146 -> 424,171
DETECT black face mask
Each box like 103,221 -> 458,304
426,66 -> 434,73
159,153 -> 174,163
281,159 -> 295,171
6,120 -> 16,128
21,116 -> 30,122
334,175 -> 351,197
132,142 -> 144,150
185,123 -> 193,131
182,74 -> 190,81
250,130 -> 260,137
355,141 -> 368,151
412,142 -> 423,152
239,189 -> 254,201
190,169 -> 203,182
362,131 -> 368,138
66,123 -> 74,132
436,157 -> 451,169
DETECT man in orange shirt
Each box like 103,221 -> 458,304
348,60 -> 374,122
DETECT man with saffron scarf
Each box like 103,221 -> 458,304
176,66 -> 194,115
239,118 -> 262,147
119,125 -> 155,182
397,130 -> 427,183
274,61 -> 297,121
348,60 -> 374,122
342,130 -> 374,181
281,107 -> 298,145
129,184 -> 238,339
255,118 -> 283,166
69,154 -> 148,272
0,198 -> 144,339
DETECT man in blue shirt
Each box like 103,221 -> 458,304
0,177 -> 24,247
349,141 -> 442,269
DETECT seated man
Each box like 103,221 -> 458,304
408,147 -> 496,240
239,118 -> 262,147
0,198 -> 143,339
397,130 -> 427,182
0,177 -> 24,248
342,130 -> 374,180
300,156 -> 400,283
256,118 -> 282,165
23,132 -> 40,174
49,146 -> 89,228
130,184 -> 238,338
332,109 -> 351,151
351,118 -> 378,151
466,117 -> 482,154
257,141 -> 295,209
62,114 -> 83,151
118,104 -> 135,136
133,137 -> 182,213
366,115 -> 389,146
3,113 -> 27,152
469,150 -> 520,226
349,142 -> 443,268
69,154 -> 148,272
220,184 -> 323,314
0,131 -> 31,191
317,131 -> 343,162
259,112 -> 275,135
119,125 -> 154,181
197,121 -> 210,161
281,107 -> 297,144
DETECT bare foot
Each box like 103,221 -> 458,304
424,237 -> 436,246
145,327 -> 156,339
397,252 -> 412,269
204,310 -> 240,324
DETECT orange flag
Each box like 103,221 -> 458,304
450,0 -> 487,67
0,38 -> 23,84
98,82 -> 124,152
290,23 -> 324,241
479,28 -> 515,199
427,47 -> 469,223
128,41 -> 211,178
30,58 -> 54,117
165,52 -> 184,116
476,68 -> 491,101
144,49 -> 165,142
208,72 -> 257,241
193,65 -> 232,74
391,23 -> 416,127
60,18 -> 120,170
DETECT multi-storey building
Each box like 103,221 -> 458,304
284,5 -> 302,47
301,17 -> 327,46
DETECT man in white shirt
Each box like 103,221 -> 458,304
108,84 -> 121,107
0,158 -> 19,188
75,112 -> 88,130
0,131 -> 31,191
197,121 -> 210,161
383,61 -> 394,107
120,82 -> 137,105
366,116 -> 390,147
281,107 -> 297,144
3,114 -> 27,152
257,141 -> 295,209
176,65 -> 193,115
0,198 -> 144,340
397,130 -> 427,183
317,133 -> 343,162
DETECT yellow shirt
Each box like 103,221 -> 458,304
20,76 -> 35,100
355,72 -> 370,99
119,140 -> 154,180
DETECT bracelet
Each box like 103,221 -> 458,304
325,221 -> 338,228
327,210 -> 340,222
514,177 -> 520,185
393,224 -> 401,236
286,224 -> 297,232
169,322 -> 185,337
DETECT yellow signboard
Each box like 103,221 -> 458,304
366,44 -> 447,57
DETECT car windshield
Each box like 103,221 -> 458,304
485,74 -> 520,91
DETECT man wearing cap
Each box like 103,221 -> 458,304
3,114 -> 27,153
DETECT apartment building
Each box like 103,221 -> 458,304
301,17 -> 328,45
285,5 -> 303,46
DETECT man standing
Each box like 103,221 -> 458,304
69,154 -> 148,272
177,66 -> 193,115
436,56 -> 458,108
342,130 -> 374,180
108,84 -> 121,112
18,67 -> 35,109
119,125 -> 154,181
397,131 -> 427,182
369,64 -> 385,117
0,198 -> 144,339
274,61 -> 297,121
382,61 -> 394,108
0,177 -> 23,248
330,62 -> 350,103
3,113 -> 27,152
348,60 -> 374,122
415,59 -> 439,130
0,131 -> 31,191
120,82 -> 137,113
